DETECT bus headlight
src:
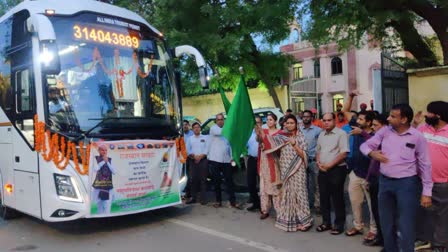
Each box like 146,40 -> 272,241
53,174 -> 82,202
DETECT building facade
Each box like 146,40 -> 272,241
280,22 -> 381,115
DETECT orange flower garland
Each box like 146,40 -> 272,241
175,136 -> 187,164
34,115 -> 91,175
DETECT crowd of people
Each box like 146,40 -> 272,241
182,91 -> 447,252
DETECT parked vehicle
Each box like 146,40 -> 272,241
201,107 -> 283,135
0,0 -> 208,221
200,107 -> 283,191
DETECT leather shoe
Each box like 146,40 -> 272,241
363,238 -> 383,247
246,204 -> 260,212
260,213 -> 269,220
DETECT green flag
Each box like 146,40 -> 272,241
222,75 -> 255,167
218,85 -> 231,113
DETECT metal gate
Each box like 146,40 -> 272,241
381,53 -> 409,113
289,78 -> 320,115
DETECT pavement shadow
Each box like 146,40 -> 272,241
30,205 -> 194,235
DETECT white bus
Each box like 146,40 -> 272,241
0,0 -> 208,221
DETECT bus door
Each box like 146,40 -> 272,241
9,10 -> 40,218
0,17 -> 14,209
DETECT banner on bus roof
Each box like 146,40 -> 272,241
88,140 -> 181,217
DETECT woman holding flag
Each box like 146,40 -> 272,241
258,113 -> 282,220
256,114 -> 313,232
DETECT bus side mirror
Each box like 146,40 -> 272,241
40,41 -> 61,75
27,14 -> 61,75
174,45 -> 209,89
198,66 -> 209,89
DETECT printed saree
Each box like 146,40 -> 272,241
262,130 -> 313,232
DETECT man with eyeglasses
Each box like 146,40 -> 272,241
246,116 -> 263,211
208,113 -> 239,209
301,110 -> 322,213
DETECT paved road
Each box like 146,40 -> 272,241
0,198 -> 381,252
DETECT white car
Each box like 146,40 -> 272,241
200,107 -> 283,135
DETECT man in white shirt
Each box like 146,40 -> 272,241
208,113 -> 239,208
186,122 -> 209,205
48,87 -> 69,114
182,120 -> 194,199
246,116 -> 262,211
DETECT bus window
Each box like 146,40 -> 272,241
10,10 -> 35,147
0,17 -> 13,118
18,69 -> 32,112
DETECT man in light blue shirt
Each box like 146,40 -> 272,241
246,116 -> 262,211
183,120 -> 194,143
301,110 -> 322,212
185,122 -> 209,205
208,113 -> 238,208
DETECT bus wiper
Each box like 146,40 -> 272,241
73,117 -> 120,141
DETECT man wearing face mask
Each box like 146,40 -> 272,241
414,101 -> 448,252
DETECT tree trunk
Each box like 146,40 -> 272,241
432,25 -> 448,65
405,0 -> 448,65
244,35 -> 284,111
389,15 -> 439,67
260,75 -> 283,111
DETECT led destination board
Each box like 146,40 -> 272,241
73,25 -> 140,49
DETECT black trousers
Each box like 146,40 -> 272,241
184,160 -> 192,197
209,160 -> 236,203
189,158 -> 208,202
318,165 -> 347,229
417,182 -> 448,248
368,176 -> 383,242
247,156 -> 260,206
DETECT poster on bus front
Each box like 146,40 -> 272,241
88,140 -> 181,217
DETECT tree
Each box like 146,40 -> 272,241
301,0 -> 448,67
0,0 -> 21,16
117,0 -> 297,110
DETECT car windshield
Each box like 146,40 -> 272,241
45,13 -> 181,138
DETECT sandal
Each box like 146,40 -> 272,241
298,223 -> 313,232
260,213 -> 269,220
345,227 -> 363,236
331,228 -> 344,235
316,224 -> 331,232
363,231 -> 376,241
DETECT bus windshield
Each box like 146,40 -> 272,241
46,13 -> 181,138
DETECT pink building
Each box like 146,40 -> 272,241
280,22 -> 381,115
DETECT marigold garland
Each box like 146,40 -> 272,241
34,115 -> 91,175
175,136 -> 187,164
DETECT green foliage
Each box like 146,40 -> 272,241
116,0 -> 296,100
0,0 -> 22,16
300,0 -> 447,67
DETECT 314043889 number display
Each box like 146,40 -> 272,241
73,25 -> 140,49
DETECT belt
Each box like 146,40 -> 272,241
248,155 -> 257,159
381,174 -> 417,180
381,174 -> 399,180
308,158 -> 316,162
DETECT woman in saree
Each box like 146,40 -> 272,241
256,114 -> 313,232
258,114 -> 282,220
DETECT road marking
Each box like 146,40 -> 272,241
167,218 -> 289,252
